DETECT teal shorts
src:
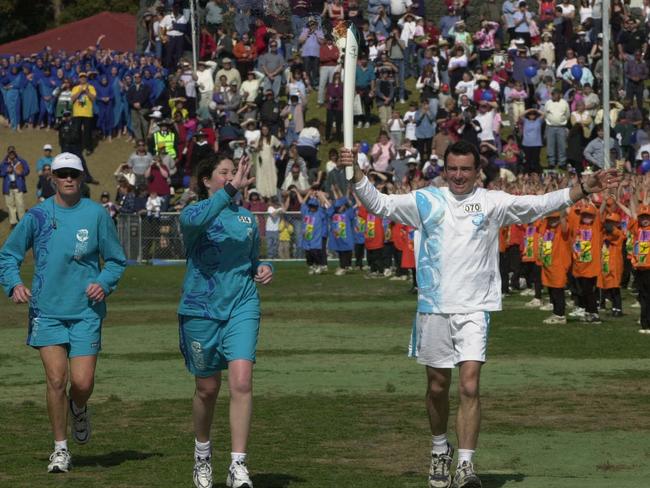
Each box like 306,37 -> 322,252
27,314 -> 102,358
178,309 -> 260,377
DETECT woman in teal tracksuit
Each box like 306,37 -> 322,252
178,154 -> 273,488
0,152 -> 126,474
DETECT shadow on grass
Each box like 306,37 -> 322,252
482,472 -> 526,487
73,450 -> 163,467
215,473 -> 306,487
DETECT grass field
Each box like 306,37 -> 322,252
1,263 -> 650,487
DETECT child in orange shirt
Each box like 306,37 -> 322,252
521,221 -> 543,307
540,211 -> 572,324
598,213 -> 625,317
569,204 -> 603,323
629,204 -> 650,333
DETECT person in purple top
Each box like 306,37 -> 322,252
298,17 -> 324,89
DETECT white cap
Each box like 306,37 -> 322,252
43,144 -> 53,151
52,152 -> 84,172
150,110 -> 162,119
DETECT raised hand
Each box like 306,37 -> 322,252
583,168 -> 623,194
231,156 -> 255,190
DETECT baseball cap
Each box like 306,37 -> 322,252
52,152 -> 84,172
43,144 -> 53,151
101,191 -> 110,198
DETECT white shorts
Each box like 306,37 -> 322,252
408,312 -> 490,368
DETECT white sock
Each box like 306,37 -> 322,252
194,439 -> 211,460
458,449 -> 475,465
54,439 -> 68,451
230,452 -> 247,467
431,434 -> 448,454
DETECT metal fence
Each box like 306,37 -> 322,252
116,211 -> 305,263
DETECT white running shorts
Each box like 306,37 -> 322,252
408,312 -> 490,368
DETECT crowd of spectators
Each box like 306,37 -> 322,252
2,0 -> 650,265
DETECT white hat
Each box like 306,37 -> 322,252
52,152 -> 83,172
150,110 -> 162,119
43,144 -> 53,151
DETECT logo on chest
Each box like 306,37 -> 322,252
238,216 -> 252,224
73,228 -> 90,259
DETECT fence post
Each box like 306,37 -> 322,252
138,214 -> 143,263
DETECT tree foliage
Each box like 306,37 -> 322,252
0,0 -> 139,44
0,0 -> 54,44
59,0 -> 138,24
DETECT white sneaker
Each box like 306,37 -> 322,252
539,302 -> 554,311
631,302 -> 641,308
48,448 -> 72,473
313,266 -> 322,275
307,266 -> 315,275
639,328 -> 650,334
383,268 -> 393,277
69,399 -> 91,444
568,307 -> 585,318
543,314 -> 567,325
334,268 -> 346,276
525,298 -> 542,308
194,457 -> 213,488
520,288 -> 534,297
356,121 -> 362,129
399,99 -> 406,104
226,461 -> 253,488
364,122 -> 370,128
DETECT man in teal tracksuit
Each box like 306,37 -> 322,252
0,152 -> 126,474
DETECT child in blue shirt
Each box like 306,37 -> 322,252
328,195 -> 356,275
300,190 -> 329,274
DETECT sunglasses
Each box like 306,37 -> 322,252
54,169 -> 82,179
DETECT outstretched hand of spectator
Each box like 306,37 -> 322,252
232,156 -> 255,190
582,168 -> 623,194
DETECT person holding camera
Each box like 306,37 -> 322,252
0,147 -> 30,228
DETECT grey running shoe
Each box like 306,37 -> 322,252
69,399 -> 91,444
429,443 -> 454,488
452,461 -> 482,488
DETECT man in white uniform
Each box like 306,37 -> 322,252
345,140 -> 619,488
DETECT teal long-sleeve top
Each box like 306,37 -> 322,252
0,197 -> 127,320
178,189 -> 267,321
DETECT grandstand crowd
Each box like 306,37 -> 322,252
1,0 -> 650,327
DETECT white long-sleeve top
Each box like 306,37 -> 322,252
354,178 -> 573,313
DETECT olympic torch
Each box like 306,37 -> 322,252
334,22 -> 360,181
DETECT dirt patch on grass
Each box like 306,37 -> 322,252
483,381 -> 650,432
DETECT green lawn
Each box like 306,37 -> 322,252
1,263 -> 649,487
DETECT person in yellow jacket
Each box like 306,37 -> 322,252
70,73 -> 96,155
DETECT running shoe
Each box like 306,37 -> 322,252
226,461 -> 253,488
543,314 -> 567,325
69,399 -> 91,444
194,457 -> 213,488
452,461 -> 481,488
524,298 -> 542,308
429,443 -> 454,488
48,448 -> 72,473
